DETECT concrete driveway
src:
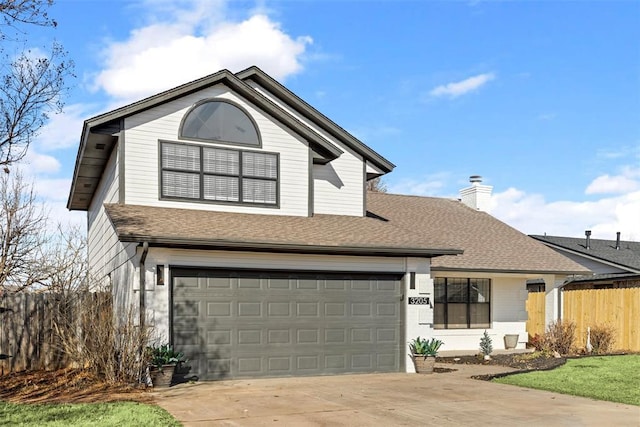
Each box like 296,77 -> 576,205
154,363 -> 640,426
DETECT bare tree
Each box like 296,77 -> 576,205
366,176 -> 387,193
0,171 -> 49,292
0,0 -> 74,168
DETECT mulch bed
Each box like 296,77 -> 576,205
438,353 -> 567,380
0,368 -> 152,404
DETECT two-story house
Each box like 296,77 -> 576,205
68,66 -> 588,380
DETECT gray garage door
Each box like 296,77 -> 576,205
172,268 -> 404,380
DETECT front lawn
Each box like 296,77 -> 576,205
493,354 -> 640,406
0,401 -> 181,426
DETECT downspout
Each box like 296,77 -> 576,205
139,242 -> 149,327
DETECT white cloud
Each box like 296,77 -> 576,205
490,187 -> 640,241
429,73 -> 495,98
388,173 -> 452,197
43,201 -> 86,232
34,104 -> 95,152
388,168 -> 640,241
489,168 -> 640,239
93,6 -> 312,102
586,175 -> 639,195
22,150 -> 61,174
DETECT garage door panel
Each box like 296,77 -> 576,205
297,278 -> 319,290
267,301 -> 291,316
377,302 -> 398,316
377,328 -> 398,343
237,302 -> 261,317
351,302 -> 372,316
237,329 -> 262,345
172,269 -> 402,380
297,329 -> 320,344
325,302 -> 346,317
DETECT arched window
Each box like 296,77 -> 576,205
180,99 -> 260,146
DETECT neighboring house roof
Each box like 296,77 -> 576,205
104,193 -> 589,275
67,67 -> 395,211
367,193 -> 590,274
530,235 -> 640,273
564,272 -> 640,285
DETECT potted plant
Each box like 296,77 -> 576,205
409,336 -> 443,374
147,344 -> 185,388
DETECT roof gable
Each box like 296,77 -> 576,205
67,68 -> 348,211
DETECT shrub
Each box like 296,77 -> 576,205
589,324 -> 616,354
479,330 -> 493,356
528,334 -> 545,352
544,320 -> 576,355
53,291 -> 153,384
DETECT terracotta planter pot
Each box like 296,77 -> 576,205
412,355 -> 436,374
149,364 -> 176,388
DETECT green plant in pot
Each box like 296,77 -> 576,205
409,336 -> 443,374
147,344 -> 185,388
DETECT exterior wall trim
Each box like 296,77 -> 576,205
124,238 -> 462,257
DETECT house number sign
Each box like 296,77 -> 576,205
408,297 -> 430,305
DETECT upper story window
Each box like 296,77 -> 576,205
180,99 -> 261,147
433,277 -> 491,329
160,141 -> 278,206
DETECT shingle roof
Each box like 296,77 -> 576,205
565,272 -> 640,284
104,203 -> 462,258
367,193 -> 590,274
530,235 -> 640,272
104,192 -> 589,274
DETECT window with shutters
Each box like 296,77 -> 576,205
160,141 -> 278,206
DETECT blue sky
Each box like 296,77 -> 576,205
18,0 -> 640,240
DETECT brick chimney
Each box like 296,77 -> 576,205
460,175 -> 493,211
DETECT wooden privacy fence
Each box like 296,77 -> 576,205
563,288 -> 640,352
525,291 -> 546,340
0,292 -> 109,373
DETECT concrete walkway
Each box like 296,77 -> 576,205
153,363 -> 640,426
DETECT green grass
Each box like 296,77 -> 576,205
494,354 -> 640,406
0,401 -> 181,426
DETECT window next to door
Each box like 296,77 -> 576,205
434,277 -> 491,329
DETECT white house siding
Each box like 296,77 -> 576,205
408,272 -> 536,355
312,151 -> 364,216
552,250 -> 629,274
86,145 -> 140,320
403,258 -> 433,372
87,145 -> 120,281
247,81 -> 365,216
140,249 -> 408,344
123,84 -> 309,216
